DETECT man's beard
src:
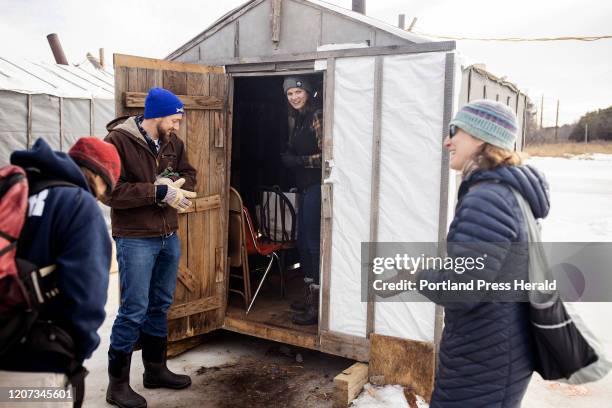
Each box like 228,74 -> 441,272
156,123 -> 173,139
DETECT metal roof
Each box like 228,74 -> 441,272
0,57 -> 114,99
167,0 -> 432,60
305,0 -> 431,43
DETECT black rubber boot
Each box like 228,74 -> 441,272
106,347 -> 147,408
290,279 -> 312,311
292,284 -> 319,325
141,332 -> 191,390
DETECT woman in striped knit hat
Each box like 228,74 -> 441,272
417,100 -> 550,407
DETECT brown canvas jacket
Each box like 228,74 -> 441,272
104,116 -> 196,237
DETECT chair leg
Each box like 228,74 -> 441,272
246,252 -> 279,315
279,251 -> 286,299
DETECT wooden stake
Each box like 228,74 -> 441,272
99,48 -> 105,69
272,0 -> 282,44
408,17 -> 418,32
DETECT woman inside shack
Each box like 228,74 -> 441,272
280,77 -> 323,326
415,100 -> 550,407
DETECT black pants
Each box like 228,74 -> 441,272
297,184 -> 321,285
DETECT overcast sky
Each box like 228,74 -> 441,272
1,0 -> 610,125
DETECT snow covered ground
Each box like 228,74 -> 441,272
532,155 -> 612,242
85,154 -> 612,407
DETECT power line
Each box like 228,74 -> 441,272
410,30 -> 612,42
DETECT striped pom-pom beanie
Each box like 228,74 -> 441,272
450,99 -> 518,150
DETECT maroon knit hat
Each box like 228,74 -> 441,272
68,137 -> 121,192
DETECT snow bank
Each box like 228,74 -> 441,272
351,384 -> 429,408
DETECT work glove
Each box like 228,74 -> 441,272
155,177 -> 197,213
281,153 -> 304,168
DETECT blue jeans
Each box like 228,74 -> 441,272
110,234 -> 180,353
297,184 -> 321,285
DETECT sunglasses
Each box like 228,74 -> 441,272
448,124 -> 458,139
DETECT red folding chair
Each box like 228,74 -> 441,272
243,206 -> 284,314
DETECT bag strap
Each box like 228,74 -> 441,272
0,172 -> 26,199
28,179 -> 78,196
510,188 -> 557,306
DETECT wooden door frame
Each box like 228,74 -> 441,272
208,40 -> 457,363
221,69 -> 322,351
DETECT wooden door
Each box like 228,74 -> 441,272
114,54 -> 232,346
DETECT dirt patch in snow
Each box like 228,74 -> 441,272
191,350 -> 337,408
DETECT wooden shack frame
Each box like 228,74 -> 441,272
113,0 -> 528,400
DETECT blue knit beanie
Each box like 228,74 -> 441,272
144,88 -> 184,119
450,99 -> 518,150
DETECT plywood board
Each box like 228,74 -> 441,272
369,334 -> 435,403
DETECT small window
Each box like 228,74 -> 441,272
496,94 -> 500,102
506,96 -> 511,106
483,86 -> 487,99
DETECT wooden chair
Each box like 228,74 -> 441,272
228,187 -> 251,309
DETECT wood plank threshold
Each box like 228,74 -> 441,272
223,316 -> 319,351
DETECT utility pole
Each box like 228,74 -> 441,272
554,99 -> 560,142
539,94 -> 544,130
585,123 -> 589,143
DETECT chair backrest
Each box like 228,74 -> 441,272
242,206 -> 260,255
257,186 -> 297,243
228,187 -> 244,268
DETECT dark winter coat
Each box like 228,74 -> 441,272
104,116 -> 196,237
284,108 -> 323,190
3,138 -> 110,371
419,164 -> 550,408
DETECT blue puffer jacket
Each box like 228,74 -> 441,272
419,164 -> 550,408
4,138 -> 110,371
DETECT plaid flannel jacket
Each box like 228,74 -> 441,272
302,108 -> 323,168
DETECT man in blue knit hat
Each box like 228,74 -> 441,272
104,87 -> 197,408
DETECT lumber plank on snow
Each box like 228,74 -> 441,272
333,362 -> 369,408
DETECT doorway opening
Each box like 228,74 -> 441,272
226,72 -> 324,339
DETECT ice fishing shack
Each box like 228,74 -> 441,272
113,0 -> 528,400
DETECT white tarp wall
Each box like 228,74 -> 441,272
0,91 -> 28,166
0,58 -> 114,166
327,51 -> 454,342
0,92 -> 114,166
